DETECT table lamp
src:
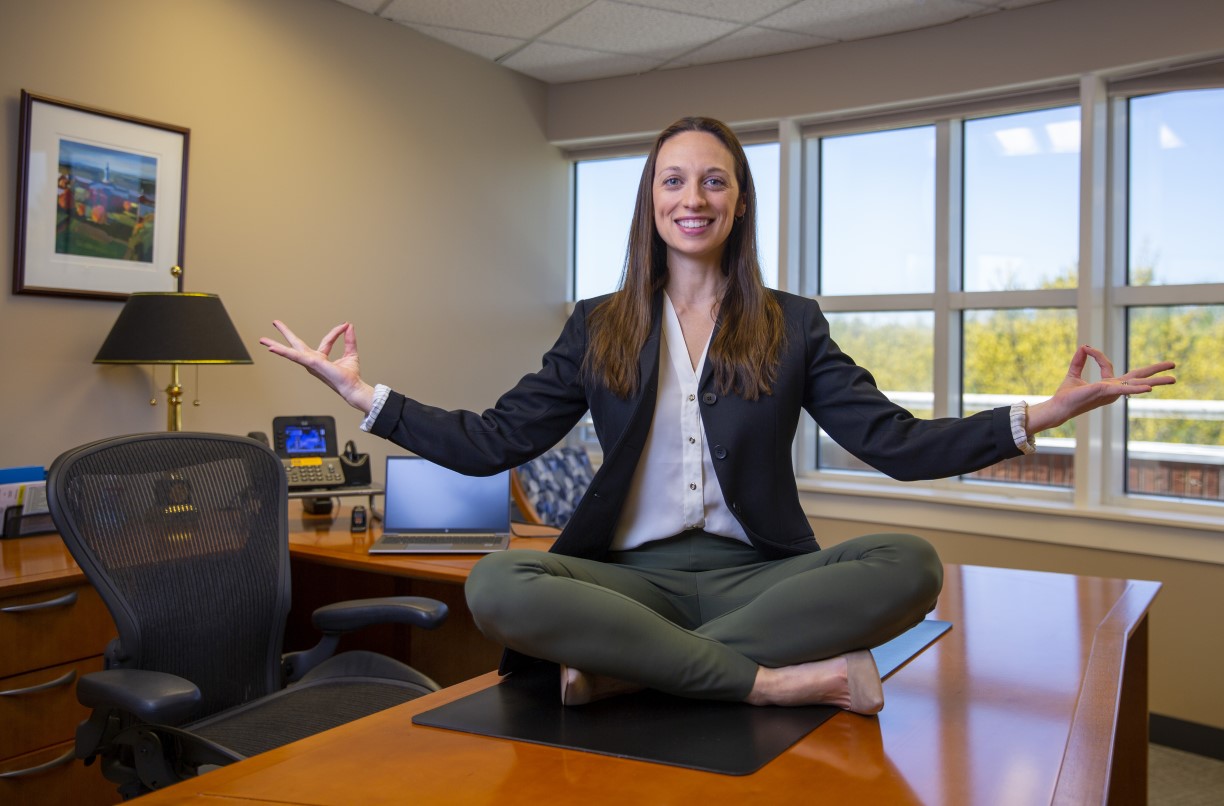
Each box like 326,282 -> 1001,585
94,292 -> 253,431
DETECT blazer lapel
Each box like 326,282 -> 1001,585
549,293 -> 664,559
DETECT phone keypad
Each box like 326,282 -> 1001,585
284,457 -> 345,488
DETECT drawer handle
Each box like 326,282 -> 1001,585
0,748 -> 75,779
0,668 -> 77,697
0,591 -> 78,613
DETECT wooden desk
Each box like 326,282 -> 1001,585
1,533 -> 120,805
4,507 -> 1159,805
125,556 -> 1159,805
285,502 -> 557,686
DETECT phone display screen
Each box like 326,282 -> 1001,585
284,426 -> 328,455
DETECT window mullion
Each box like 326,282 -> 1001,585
933,119 -> 961,421
1075,74 -> 1111,510
778,118 -> 802,296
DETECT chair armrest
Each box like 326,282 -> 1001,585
311,596 -> 448,634
283,597 -> 449,683
77,669 -> 201,726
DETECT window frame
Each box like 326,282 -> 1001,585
563,61 -> 1224,563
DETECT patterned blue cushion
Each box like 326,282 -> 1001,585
516,446 -> 593,528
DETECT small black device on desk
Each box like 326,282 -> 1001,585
272,415 -> 346,489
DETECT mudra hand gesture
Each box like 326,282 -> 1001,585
259,321 -> 375,414
1027,344 -> 1176,435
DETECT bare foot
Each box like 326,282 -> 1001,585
560,664 -> 645,706
745,650 -> 883,714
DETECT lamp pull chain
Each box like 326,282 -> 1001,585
193,365 -> 201,407
150,366 -> 159,406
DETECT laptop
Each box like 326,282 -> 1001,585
368,456 -> 512,554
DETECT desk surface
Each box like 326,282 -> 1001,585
125,559 -> 1159,806
286,505 -> 557,584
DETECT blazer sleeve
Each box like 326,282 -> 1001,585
367,301 -> 592,476
797,298 -> 1022,481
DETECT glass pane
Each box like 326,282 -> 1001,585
820,126 -> 935,295
963,106 -> 1080,291
574,155 -> 645,300
1127,306 -> 1224,502
573,143 -> 780,300
745,142 -> 779,289
962,308 -> 1077,488
817,311 -> 933,473
1129,89 -> 1224,286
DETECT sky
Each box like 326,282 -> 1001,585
574,89 -> 1223,298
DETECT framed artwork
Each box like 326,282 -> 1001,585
13,91 -> 189,300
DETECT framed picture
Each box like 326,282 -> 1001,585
13,91 -> 189,300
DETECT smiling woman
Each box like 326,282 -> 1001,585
260,115 -> 1171,716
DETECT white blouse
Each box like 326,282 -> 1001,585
610,294 -> 749,550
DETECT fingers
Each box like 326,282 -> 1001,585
1080,345 -> 1116,380
259,320 -> 353,360
1065,344 -> 1091,378
316,322 -> 350,356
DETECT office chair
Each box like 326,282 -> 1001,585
47,432 -> 447,797
510,445 -> 593,528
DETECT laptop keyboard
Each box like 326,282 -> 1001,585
379,535 -> 502,546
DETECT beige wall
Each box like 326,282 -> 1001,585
1,0 -> 569,475
547,0 -> 1224,143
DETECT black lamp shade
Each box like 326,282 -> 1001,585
94,292 -> 253,364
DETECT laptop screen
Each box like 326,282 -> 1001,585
383,456 -> 510,535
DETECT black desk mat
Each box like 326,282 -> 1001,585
412,619 -> 951,776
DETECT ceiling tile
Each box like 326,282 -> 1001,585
668,25 -> 834,69
381,0 -> 589,39
542,0 -> 739,60
410,24 -> 526,61
758,0 -> 979,42
622,0 -> 799,25
501,40 -> 664,83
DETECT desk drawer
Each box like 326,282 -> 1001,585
0,739 -> 119,806
1,655 -> 104,760
0,585 -> 115,679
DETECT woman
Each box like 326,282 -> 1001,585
261,117 -> 1174,713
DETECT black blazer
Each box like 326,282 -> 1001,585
369,290 -> 1021,561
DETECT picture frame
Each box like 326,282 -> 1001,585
13,91 -> 189,300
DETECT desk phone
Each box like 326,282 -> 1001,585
272,415 -> 346,489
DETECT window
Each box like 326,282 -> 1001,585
1123,87 -> 1224,501
573,142 -> 780,299
564,61 -> 1224,547
819,127 -> 934,295
800,82 -> 1222,514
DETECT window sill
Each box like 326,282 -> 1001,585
797,475 -> 1224,565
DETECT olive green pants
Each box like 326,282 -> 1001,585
464,531 -> 943,702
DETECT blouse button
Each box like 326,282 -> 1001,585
689,483 -> 697,491
688,436 -> 696,444
688,394 -> 696,402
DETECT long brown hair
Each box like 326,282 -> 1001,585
584,117 -> 783,400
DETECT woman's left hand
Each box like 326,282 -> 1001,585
1026,345 -> 1176,436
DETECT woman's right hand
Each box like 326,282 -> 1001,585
259,320 -> 375,414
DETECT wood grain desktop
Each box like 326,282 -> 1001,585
3,502 -> 1159,805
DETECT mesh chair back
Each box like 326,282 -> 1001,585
49,433 -> 290,719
